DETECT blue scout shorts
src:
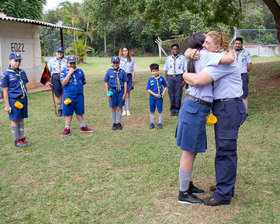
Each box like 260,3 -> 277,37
176,98 -> 211,153
9,97 -> 28,121
109,88 -> 125,108
51,73 -> 63,97
63,94 -> 84,116
149,95 -> 163,113
241,73 -> 249,98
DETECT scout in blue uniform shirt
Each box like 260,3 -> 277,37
104,56 -> 128,131
59,56 -> 93,137
0,53 -> 31,147
164,44 -> 187,116
146,63 -> 168,129
234,37 -> 252,119
47,47 -> 68,116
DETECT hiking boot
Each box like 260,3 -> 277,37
57,109 -> 62,117
157,123 -> 163,129
149,123 -> 154,129
188,181 -> 204,195
112,123 -> 118,131
203,196 -> 229,206
178,190 -> 202,204
21,137 -> 31,147
209,185 -> 216,192
80,126 -> 93,133
15,138 -> 27,147
60,128 -> 70,137
117,123 -> 122,130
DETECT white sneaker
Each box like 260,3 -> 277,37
127,110 -> 131,116
122,110 -> 126,116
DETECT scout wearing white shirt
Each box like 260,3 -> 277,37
234,37 -> 252,119
164,44 -> 187,116
47,46 -> 68,116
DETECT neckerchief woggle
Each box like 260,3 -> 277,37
7,67 -> 27,98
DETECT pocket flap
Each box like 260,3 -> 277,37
184,106 -> 198,114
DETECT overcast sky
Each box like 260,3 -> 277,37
44,0 -> 84,12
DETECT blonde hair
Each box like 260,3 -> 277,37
118,46 -> 132,62
207,31 -> 230,51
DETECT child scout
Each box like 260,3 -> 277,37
0,53 -> 31,147
60,56 -> 93,137
104,56 -> 128,131
146,63 -> 168,129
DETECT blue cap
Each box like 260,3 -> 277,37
67,56 -> 76,63
55,47 -> 64,52
9,53 -> 22,60
111,56 -> 120,63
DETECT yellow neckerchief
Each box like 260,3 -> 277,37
152,75 -> 161,94
70,67 -> 78,86
7,68 -> 27,97
172,54 -> 180,74
111,67 -> 121,90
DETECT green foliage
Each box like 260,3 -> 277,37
0,0 -> 46,20
66,39 -> 92,63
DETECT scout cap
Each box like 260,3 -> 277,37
67,56 -> 76,63
9,52 -> 22,60
111,56 -> 120,63
56,47 -> 64,52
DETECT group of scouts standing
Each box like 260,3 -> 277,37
1,33 -> 252,207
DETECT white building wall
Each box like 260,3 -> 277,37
0,20 -> 42,89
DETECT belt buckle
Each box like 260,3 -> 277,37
172,75 -> 176,77
195,98 -> 200,103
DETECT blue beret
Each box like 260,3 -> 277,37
55,47 -> 64,52
67,56 -> 76,63
111,56 -> 120,63
9,52 -> 22,60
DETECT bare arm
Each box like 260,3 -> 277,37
247,63 -> 252,72
132,70 -> 135,87
184,48 -> 200,60
219,48 -> 235,64
123,82 -> 127,100
3,87 -> 11,113
61,68 -> 75,86
147,89 -> 160,98
183,71 -> 213,87
161,86 -> 168,97
165,71 -> 168,84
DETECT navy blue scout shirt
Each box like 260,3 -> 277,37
60,68 -> 86,97
104,68 -> 128,88
146,76 -> 168,95
0,65 -> 29,99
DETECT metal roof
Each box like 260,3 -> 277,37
0,14 -> 83,31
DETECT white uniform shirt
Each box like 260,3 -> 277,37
48,57 -> 68,75
119,57 -> 136,74
234,48 -> 252,74
164,54 -> 187,75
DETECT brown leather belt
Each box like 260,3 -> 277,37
185,94 -> 212,107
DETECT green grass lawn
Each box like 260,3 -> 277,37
0,56 -> 280,223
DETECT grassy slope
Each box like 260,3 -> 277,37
0,57 -> 279,223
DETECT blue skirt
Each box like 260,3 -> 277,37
126,73 -> 133,92
176,98 -> 211,153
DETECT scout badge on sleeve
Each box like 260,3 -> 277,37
206,113 -> 217,126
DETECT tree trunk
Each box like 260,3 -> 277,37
104,35 -> 107,56
84,21 -> 89,63
263,0 -> 280,43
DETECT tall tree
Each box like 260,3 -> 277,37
0,0 -> 46,20
262,0 -> 280,42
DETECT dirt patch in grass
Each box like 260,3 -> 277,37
252,72 -> 280,89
